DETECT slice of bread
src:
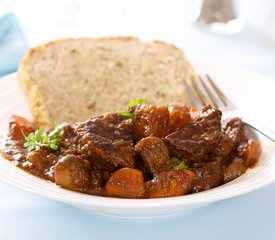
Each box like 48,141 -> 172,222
18,37 -> 197,128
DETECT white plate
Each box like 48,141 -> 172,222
0,62 -> 275,219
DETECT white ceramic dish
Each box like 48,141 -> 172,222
0,62 -> 275,219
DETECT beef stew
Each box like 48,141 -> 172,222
0,104 -> 261,198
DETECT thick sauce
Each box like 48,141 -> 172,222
0,104 -> 261,198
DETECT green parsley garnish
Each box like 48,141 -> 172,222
22,124 -> 62,151
116,98 -> 148,121
116,110 -> 136,121
128,98 -> 147,108
177,161 -> 188,169
167,156 -> 188,170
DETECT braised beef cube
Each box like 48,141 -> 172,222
135,137 -> 170,175
223,157 -> 247,183
192,160 -> 223,193
105,168 -> 145,198
26,149 -> 58,181
78,113 -> 133,141
145,167 -> 195,198
60,123 -> 78,142
59,123 -> 79,155
238,139 -> 261,167
76,113 -> 135,171
59,123 -> 75,138
223,118 -> 247,147
164,123 -> 222,163
168,103 -> 191,133
82,135 -> 135,171
9,115 -> 36,141
194,104 -> 222,130
212,133 -> 234,157
131,104 -> 169,141
55,154 -> 91,191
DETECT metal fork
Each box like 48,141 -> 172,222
183,74 -> 275,142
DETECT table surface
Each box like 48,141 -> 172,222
1,0 -> 275,239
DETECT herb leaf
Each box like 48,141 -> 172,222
177,161 -> 188,169
49,123 -> 62,138
116,110 -> 136,120
167,156 -> 188,170
23,124 -> 62,151
116,98 -> 148,121
128,98 -> 147,108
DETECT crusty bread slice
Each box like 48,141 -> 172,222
18,37 -> 197,128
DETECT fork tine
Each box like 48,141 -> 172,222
184,74 -> 234,110
184,76 -> 216,109
190,77 -> 208,106
205,74 -> 228,107
183,79 -> 202,109
188,74 -> 275,142
198,75 -> 218,108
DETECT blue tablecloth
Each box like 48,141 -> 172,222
1,181 -> 275,240
0,12 -> 28,77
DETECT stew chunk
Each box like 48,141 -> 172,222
239,139 -> 261,167
145,167 -> 195,198
135,137 -> 170,175
194,104 -> 222,130
223,117 -> 247,147
168,103 -> 191,133
131,104 -> 169,141
55,154 -> 90,192
164,123 -> 222,163
76,113 -> 135,171
223,158 -> 247,183
9,115 -> 36,141
105,168 -> 145,198
192,161 -> 223,193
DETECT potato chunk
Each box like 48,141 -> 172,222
105,168 -> 145,198
135,137 -> 170,174
55,154 -> 90,192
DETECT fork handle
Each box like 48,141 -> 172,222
243,117 -> 275,143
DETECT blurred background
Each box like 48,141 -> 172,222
1,0 -> 275,78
